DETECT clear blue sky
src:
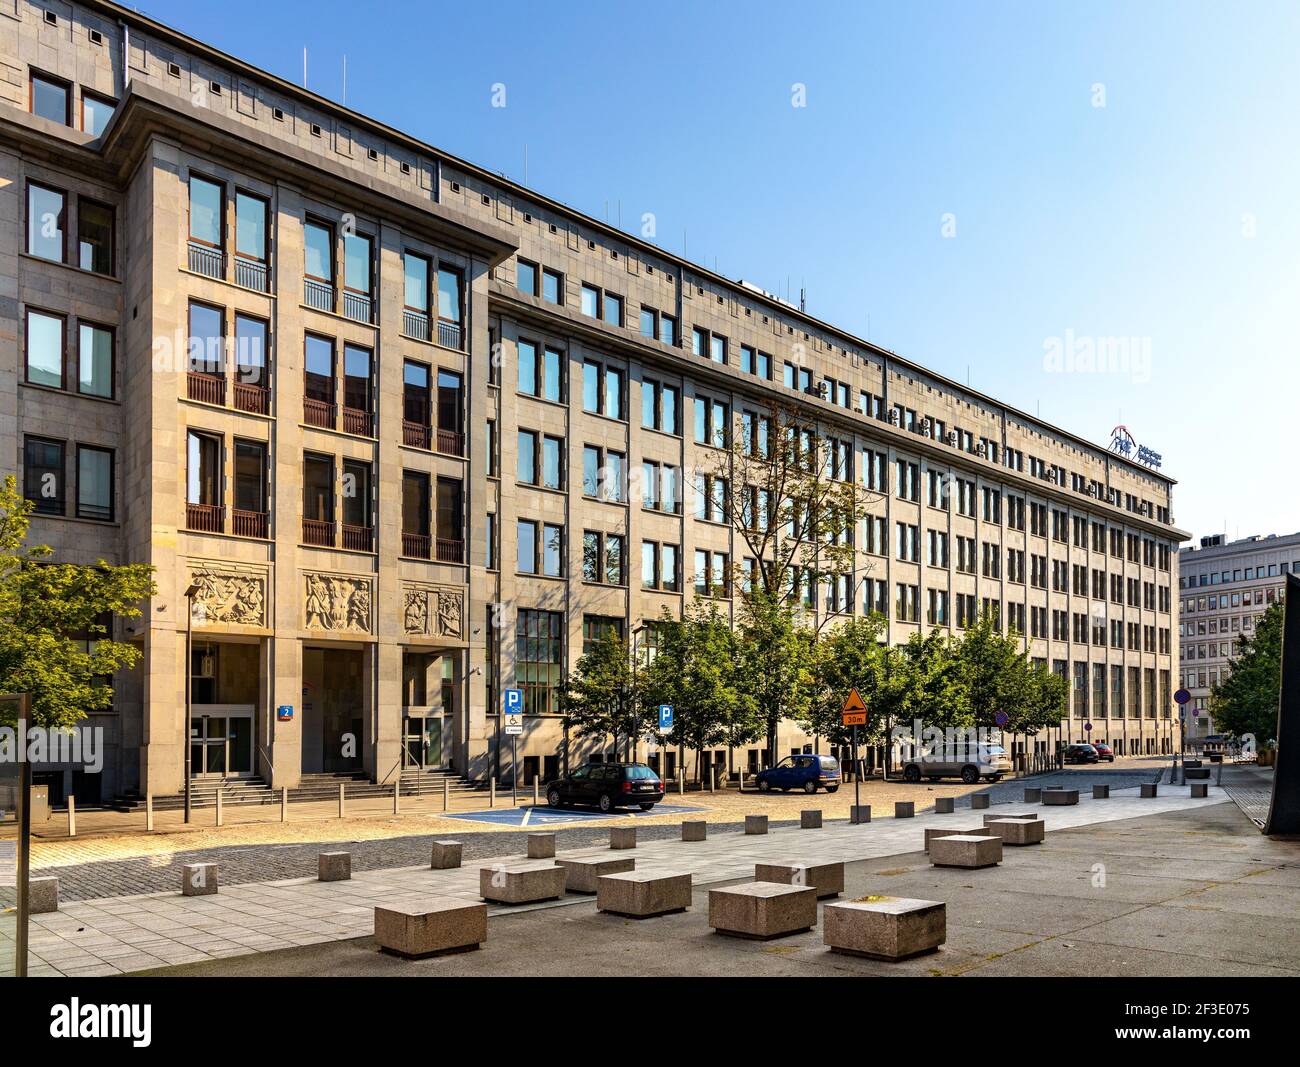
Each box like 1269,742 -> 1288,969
144,0 -> 1300,543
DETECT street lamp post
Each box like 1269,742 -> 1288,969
183,581 -> 201,824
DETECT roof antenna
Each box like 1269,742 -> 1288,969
302,47 -> 308,89
523,144 -> 528,184
342,55 -> 347,105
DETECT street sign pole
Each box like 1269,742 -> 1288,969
852,722 -> 860,816
511,733 -> 517,806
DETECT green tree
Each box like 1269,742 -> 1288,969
557,631 -> 640,759
896,628 -> 972,730
1209,602 -> 1282,745
0,476 -> 155,730
953,612 -> 1034,732
737,589 -> 816,764
801,613 -> 888,750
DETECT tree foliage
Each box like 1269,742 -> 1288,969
557,631 -> 640,757
1209,602 -> 1282,746
0,476 -> 155,730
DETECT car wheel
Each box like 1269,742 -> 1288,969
803,780 -> 818,794
825,785 -> 839,794
639,803 -> 654,811
758,779 -> 771,793
903,765 -> 921,783
960,766 -> 980,784
598,793 -> 614,813
547,788 -> 563,808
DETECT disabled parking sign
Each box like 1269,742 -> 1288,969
504,688 -> 524,735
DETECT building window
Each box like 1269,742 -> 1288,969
185,431 -> 222,531
23,436 -> 65,515
188,175 -> 224,248
402,471 -> 431,556
518,520 -> 564,577
303,333 -> 335,422
402,251 -> 431,339
582,446 -> 626,502
24,309 -> 64,389
642,541 -> 680,592
517,339 -> 564,402
437,264 -> 464,347
641,379 -> 679,435
342,231 -> 373,320
582,531 -> 626,585
30,72 -> 70,125
302,453 -> 335,545
582,615 -> 624,655
81,90 -> 115,136
342,344 -> 374,434
77,322 -> 113,398
693,550 -> 730,597
580,283 -> 600,318
26,182 -> 65,262
485,513 -> 498,570
542,268 -> 563,305
303,218 -> 334,284
341,458 -> 372,547
582,360 -> 625,419
77,198 -> 114,274
693,395 -> 730,448
516,258 -> 538,295
515,609 -> 564,716
234,192 -> 268,289
233,440 -> 268,536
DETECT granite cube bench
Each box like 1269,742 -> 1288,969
430,841 -> 463,870
754,861 -> 844,899
1185,768 -> 1211,780
983,812 -> 1036,826
986,818 -> 1045,846
527,833 -> 556,859
556,853 -> 636,893
823,896 -> 946,960
930,834 -> 1002,869
745,814 -> 769,835
850,805 -> 872,824
801,809 -> 823,829
1042,789 -> 1079,806
970,794 -> 990,810
1190,783 -> 1209,798
597,871 -> 692,918
1141,784 -> 1159,798
934,797 -> 954,814
682,820 -> 708,841
318,851 -> 352,882
894,802 -> 915,819
181,863 -> 219,896
924,825 -> 989,852
609,827 -> 637,850
1093,785 -> 1110,799
479,861 -> 567,904
374,898 -> 486,958
1023,787 -> 1042,803
708,882 -> 818,940
29,876 -> 59,914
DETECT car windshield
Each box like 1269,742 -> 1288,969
818,756 -> 839,769
983,746 -> 1006,755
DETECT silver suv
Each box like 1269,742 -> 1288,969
901,744 -> 1011,784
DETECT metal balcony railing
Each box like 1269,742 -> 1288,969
403,421 -> 432,450
435,537 -> 464,564
437,319 -> 463,350
342,290 -> 373,324
435,428 -> 465,457
303,277 -> 335,313
187,372 -> 226,406
403,308 -> 430,342
234,257 -> 268,292
188,241 -> 224,280
233,382 -> 269,415
402,532 -> 431,559
302,518 -> 335,547
342,524 -> 373,552
342,407 -> 373,437
233,509 -> 268,539
303,397 -> 336,430
186,502 -> 224,533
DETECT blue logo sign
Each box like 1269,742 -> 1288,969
276,705 -> 294,722
1110,424 -> 1162,470
504,689 -> 524,714
658,704 -> 674,731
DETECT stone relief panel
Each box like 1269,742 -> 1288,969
188,564 -> 267,627
304,573 -> 372,634
402,583 -> 464,640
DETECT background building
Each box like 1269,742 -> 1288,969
1,0 -> 1186,806
1178,531 -> 1297,744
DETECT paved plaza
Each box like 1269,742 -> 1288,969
3,782 -> 1246,977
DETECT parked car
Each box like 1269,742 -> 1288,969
901,743 -> 1010,784
547,762 -> 664,812
1063,743 -> 1100,764
1091,741 -> 1115,762
755,754 -> 841,794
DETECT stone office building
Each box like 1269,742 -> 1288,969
1178,531 -> 1297,744
1,0 -> 1186,804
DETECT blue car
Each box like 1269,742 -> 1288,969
755,754 -> 841,794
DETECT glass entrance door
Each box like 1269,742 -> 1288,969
402,717 -> 442,770
190,713 -> 254,778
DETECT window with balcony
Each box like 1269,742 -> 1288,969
186,431 -> 222,532
234,191 -> 269,291
81,91 -> 115,137
77,198 -> 113,275
75,444 -> 114,522
233,314 -> 269,413
24,436 -> 65,516
24,309 -> 64,389
342,231 -> 373,322
342,459 -> 373,551
403,360 -> 431,448
403,251 -> 431,340
26,182 -> 65,262
30,71 -> 70,125
402,470 -> 431,558
437,264 -> 463,349
77,322 -> 113,399
302,453 -> 335,546
303,333 -> 335,428
436,477 -> 464,562
436,369 -> 464,455
187,175 -> 224,278
342,344 -> 374,435
232,440 -> 267,538
303,218 -> 335,311
187,302 -> 226,405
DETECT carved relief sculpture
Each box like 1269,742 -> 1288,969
402,585 -> 463,639
304,573 -> 373,633
190,567 -> 267,627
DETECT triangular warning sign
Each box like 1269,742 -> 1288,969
841,688 -> 868,715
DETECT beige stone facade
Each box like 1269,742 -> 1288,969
0,0 -> 1187,803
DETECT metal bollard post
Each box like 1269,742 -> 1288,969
67,794 -> 76,838
533,778 -> 540,806
280,786 -> 288,823
710,765 -> 717,793
146,792 -> 154,833
490,776 -> 496,808
215,787 -> 223,827
443,778 -> 450,812
393,782 -> 400,815
678,769 -> 685,796
740,770 -> 746,793
339,783 -> 345,819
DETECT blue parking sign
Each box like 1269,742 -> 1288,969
504,689 -> 524,714
658,704 -> 674,732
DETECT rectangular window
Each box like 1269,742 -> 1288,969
542,268 -> 563,305
24,308 -> 64,389
517,429 -> 538,485
343,231 -> 372,295
515,609 -> 564,716
30,71 -> 70,125
77,199 -> 114,274
27,182 -> 65,261
603,292 -> 623,327
343,344 -> 374,430
188,175 -> 224,248
640,306 -> 657,338
24,436 -> 65,515
402,471 -> 431,544
77,321 -> 113,398
581,283 -> 600,318
516,259 -> 538,296
186,431 -> 221,507
234,440 -> 268,518
437,264 -> 463,325
303,219 -> 334,282
404,251 -> 430,317
435,477 -> 463,550
341,458 -> 372,533
234,191 -> 268,280
233,314 -> 268,391
303,333 -> 334,405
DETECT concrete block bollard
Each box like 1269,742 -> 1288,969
430,840 -> 463,869
1093,784 -> 1110,800
1140,783 -> 1158,798
1023,788 -> 1042,803
894,802 -> 915,819
1190,783 -> 1209,798
970,794 -> 990,810
318,851 -> 352,882
800,809 -> 823,829
745,814 -> 769,835
850,805 -> 872,824
609,827 -> 636,850
527,832 -> 556,859
182,862 -> 219,896
934,797 -> 954,814
682,820 -> 707,841
30,876 -> 59,914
